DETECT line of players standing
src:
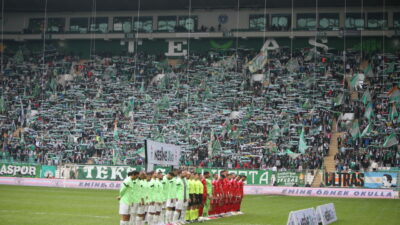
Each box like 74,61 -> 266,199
118,169 -> 246,225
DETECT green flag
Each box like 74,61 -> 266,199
135,147 -> 145,158
212,138 -> 222,156
144,94 -> 152,103
112,144 -> 120,165
350,74 -> 359,88
139,82 -> 145,93
389,89 -> 400,103
302,99 -> 312,109
350,120 -> 360,138
364,64 -> 373,77
361,90 -> 371,105
248,53 -> 268,73
361,123 -> 372,137
383,134 -> 398,148
334,93 -> 344,106
286,148 -> 301,159
128,98 -> 135,112
49,78 -> 57,93
364,103 -> 374,120
268,124 -> 280,140
285,149 -> 295,155
113,129 -> 119,141
389,104 -> 398,121
160,95 -> 170,109
203,86 -> 212,100
32,84 -> 41,98
0,96 -> 6,113
384,62 -> 395,74
229,126 -> 241,140
298,127 -> 308,154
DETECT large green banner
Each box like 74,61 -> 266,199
196,168 -> 272,185
40,165 -> 57,178
272,172 -> 305,186
0,163 -> 40,178
75,165 -> 171,180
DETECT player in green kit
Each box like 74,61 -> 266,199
173,170 -> 189,225
183,171 -> 193,223
165,172 -> 177,224
118,171 -> 139,225
128,171 -> 141,225
135,172 -> 147,225
146,172 -> 157,225
180,171 -> 190,224
154,172 -> 164,225
143,172 -> 153,224
160,172 -> 169,224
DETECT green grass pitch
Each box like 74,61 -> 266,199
0,185 -> 399,225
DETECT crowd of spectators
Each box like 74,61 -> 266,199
0,44 -> 398,173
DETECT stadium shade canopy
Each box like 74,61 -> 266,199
4,0 -> 400,12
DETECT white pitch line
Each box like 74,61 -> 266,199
0,210 -> 113,219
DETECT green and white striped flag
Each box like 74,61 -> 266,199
361,123 -> 372,137
298,127 -> 308,154
212,137 -> 222,156
350,120 -> 360,138
334,93 -> 344,106
361,90 -> 371,105
269,124 -> 281,140
286,149 -> 295,155
389,89 -> 400,103
383,134 -> 398,148
364,64 -> 373,77
350,74 -> 359,88
0,96 -> 5,113
384,62 -> 395,74
139,82 -> 145,93
302,99 -> 312,109
113,128 -> 119,141
364,103 -> 374,120
389,104 -> 398,121
135,147 -> 145,158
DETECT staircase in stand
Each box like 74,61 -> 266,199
311,169 -> 322,187
312,119 -> 343,187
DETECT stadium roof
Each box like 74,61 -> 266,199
4,0 -> 400,12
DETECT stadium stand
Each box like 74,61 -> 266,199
0,0 -> 399,176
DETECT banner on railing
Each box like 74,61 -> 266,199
244,185 -> 398,199
196,168 -> 272,185
57,165 -> 171,180
364,172 -> 398,189
40,165 -> 57,178
324,172 -> 364,187
0,163 -> 40,178
272,172 -> 305,186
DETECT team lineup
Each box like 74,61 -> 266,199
118,170 -> 246,225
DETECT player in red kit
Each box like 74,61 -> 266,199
209,173 -> 219,215
216,174 -> 227,215
232,175 -> 240,212
229,174 -> 239,213
236,175 -> 247,212
223,173 -> 233,214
